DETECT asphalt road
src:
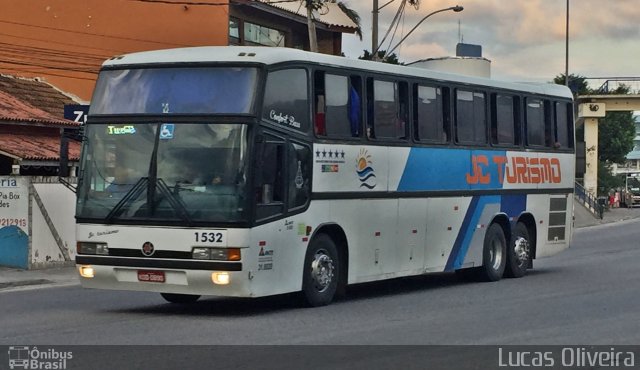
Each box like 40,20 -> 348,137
1,219 -> 639,347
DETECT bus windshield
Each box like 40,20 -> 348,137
90,67 -> 258,115
76,123 -> 248,224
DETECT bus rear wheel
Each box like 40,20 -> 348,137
302,234 -> 339,307
505,222 -> 531,278
160,293 -> 200,304
479,223 -> 507,282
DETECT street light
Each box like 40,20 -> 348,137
384,5 -> 463,58
565,0 -> 570,86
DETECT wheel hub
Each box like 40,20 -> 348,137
490,239 -> 503,270
513,237 -> 530,267
310,250 -> 334,292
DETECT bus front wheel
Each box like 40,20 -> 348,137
479,223 -> 507,282
160,293 -> 200,304
302,234 -> 339,307
505,222 -> 531,278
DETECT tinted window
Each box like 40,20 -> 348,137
324,74 -> 351,137
492,94 -> 516,145
91,67 -> 258,115
414,85 -> 445,142
555,102 -> 572,148
366,79 -> 407,140
526,98 -> 545,146
455,90 -> 486,144
263,69 -> 309,133
373,80 -> 398,139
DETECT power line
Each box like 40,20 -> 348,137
0,59 -> 98,75
0,43 -> 112,63
0,31 -> 125,54
0,19 -> 189,47
127,0 -> 229,5
0,67 -> 97,81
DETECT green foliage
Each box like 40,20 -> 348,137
598,111 -> 636,164
553,73 -> 590,96
336,2 -> 362,40
359,50 -> 400,64
553,75 -> 636,165
597,161 -> 624,196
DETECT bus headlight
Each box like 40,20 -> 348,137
192,248 -> 241,261
79,265 -> 95,278
77,242 -> 109,255
211,272 -> 230,285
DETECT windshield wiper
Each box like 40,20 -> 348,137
105,177 -> 149,223
147,123 -> 161,214
155,179 -> 193,224
104,177 -> 193,224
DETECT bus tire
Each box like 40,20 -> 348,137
479,223 -> 507,282
505,222 -> 531,278
302,234 -> 339,307
160,293 -> 200,304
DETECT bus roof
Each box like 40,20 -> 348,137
103,46 -> 573,99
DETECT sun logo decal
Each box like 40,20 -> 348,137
356,148 -> 376,189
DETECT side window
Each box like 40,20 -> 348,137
555,102 -> 573,149
367,79 -> 408,140
314,72 -> 361,138
455,90 -> 486,144
263,69 -> 309,133
526,97 -> 545,146
414,85 -> 446,143
255,133 -> 285,220
491,94 -> 518,145
288,142 -> 311,210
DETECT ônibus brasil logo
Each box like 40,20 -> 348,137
8,346 -> 72,369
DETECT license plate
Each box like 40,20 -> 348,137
138,270 -> 165,283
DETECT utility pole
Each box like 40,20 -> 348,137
372,0 -> 379,60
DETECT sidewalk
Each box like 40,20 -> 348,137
573,201 -> 640,228
2,204 -> 640,291
0,265 -> 79,292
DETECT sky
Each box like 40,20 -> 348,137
339,0 -> 640,90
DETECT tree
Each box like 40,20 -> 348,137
302,0 -> 362,52
595,84 -> 636,165
553,76 -> 636,165
359,50 -> 400,64
553,73 -> 590,96
598,161 -> 624,196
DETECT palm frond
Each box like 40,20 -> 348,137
337,1 -> 362,40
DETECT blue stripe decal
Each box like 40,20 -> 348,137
500,194 -> 527,220
445,195 -> 501,271
397,148 -> 507,192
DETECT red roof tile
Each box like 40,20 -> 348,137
0,132 -> 80,161
0,90 -> 79,127
0,74 -> 79,118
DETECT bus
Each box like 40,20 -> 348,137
72,46 -> 575,306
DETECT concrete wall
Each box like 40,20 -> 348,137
0,176 -> 76,269
30,181 -> 76,268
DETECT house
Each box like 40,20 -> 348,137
0,75 -> 81,176
230,0 -> 359,55
0,0 -> 359,101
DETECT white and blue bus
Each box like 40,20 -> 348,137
74,46 -> 575,306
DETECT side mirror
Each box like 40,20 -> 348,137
59,128 -> 83,177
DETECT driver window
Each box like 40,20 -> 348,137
255,133 -> 285,220
288,142 -> 311,210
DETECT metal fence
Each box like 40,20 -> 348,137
574,181 -> 605,219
